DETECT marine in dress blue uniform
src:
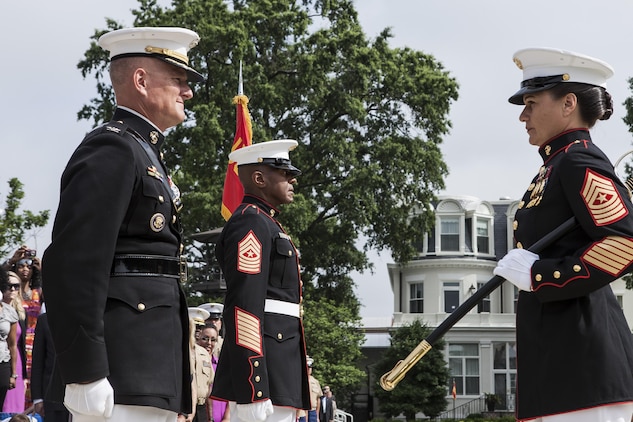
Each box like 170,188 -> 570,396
212,140 -> 311,422
42,27 -> 204,421
497,48 -> 633,421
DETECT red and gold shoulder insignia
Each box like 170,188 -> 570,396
582,236 -> 633,276
238,230 -> 262,274
581,169 -> 628,226
235,307 -> 262,354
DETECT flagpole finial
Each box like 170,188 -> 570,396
238,60 -> 244,96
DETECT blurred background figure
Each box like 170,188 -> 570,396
1,271 -> 26,413
318,386 -> 335,422
31,303 -> 70,422
198,303 -> 224,358
306,357 -> 322,422
0,268 -> 19,409
189,307 -> 212,422
197,325 -> 229,422
3,247 -> 42,411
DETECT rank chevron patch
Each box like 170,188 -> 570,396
582,236 -> 633,276
235,307 -> 262,354
238,230 -> 262,274
581,169 -> 628,226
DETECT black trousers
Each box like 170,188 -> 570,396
193,403 -> 208,422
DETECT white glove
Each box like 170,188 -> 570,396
493,248 -> 539,292
64,377 -> 114,418
236,399 -> 274,422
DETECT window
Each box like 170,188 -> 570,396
476,219 -> 490,254
444,282 -> 460,313
440,217 -> 460,251
409,283 -> 424,313
448,343 -> 480,396
477,282 -> 491,313
492,342 -> 517,410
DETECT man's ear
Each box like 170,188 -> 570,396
133,68 -> 149,94
252,170 -> 266,187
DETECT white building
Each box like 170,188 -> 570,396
360,195 -> 633,418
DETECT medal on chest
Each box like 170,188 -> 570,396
525,165 -> 552,209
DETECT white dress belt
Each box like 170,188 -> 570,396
264,299 -> 301,318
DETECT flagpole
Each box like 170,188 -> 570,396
238,60 -> 243,95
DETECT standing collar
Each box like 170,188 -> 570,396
113,107 -> 166,151
538,128 -> 591,163
243,194 -> 281,218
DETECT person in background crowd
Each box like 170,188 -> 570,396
3,247 -> 42,410
12,246 -> 42,408
199,325 -> 229,422
42,26 -> 204,422
305,357 -> 322,422
199,303 -> 224,358
190,307 -> 213,422
5,414 -> 31,422
494,47 -> 633,422
2,271 -> 26,413
0,268 -> 18,409
31,303 -> 70,422
317,387 -> 335,422
212,140 -> 310,422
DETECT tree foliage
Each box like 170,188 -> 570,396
372,320 -> 450,419
77,0 -> 458,404
0,178 -> 50,257
621,77 -> 633,289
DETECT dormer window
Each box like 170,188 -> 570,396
440,217 -> 460,252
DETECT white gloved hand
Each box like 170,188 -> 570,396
236,399 -> 274,422
493,248 -> 539,292
64,377 -> 114,418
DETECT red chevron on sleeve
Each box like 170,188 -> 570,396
581,169 -> 628,226
238,230 -> 262,274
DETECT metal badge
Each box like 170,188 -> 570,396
150,131 -> 159,144
150,213 -> 166,232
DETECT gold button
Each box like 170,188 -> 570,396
516,242 -> 523,249
288,250 -> 293,256
573,265 -> 581,273
253,361 -> 259,367
513,220 -> 518,230
553,271 -> 561,279
257,391 -> 263,398
158,195 -> 165,203
535,274 -> 542,282
137,303 -> 146,311
255,376 -> 261,382
277,333 -> 283,340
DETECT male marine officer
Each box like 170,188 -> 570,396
42,27 -> 204,422
211,140 -> 311,422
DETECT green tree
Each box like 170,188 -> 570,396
77,0 -> 458,405
0,178 -> 50,257
620,77 -> 633,289
372,320 -> 450,419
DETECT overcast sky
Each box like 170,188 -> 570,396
3,1 -> 633,319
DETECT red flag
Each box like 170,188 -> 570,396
221,94 -> 252,221
452,379 -> 457,400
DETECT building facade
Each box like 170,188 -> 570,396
360,195 -> 633,418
